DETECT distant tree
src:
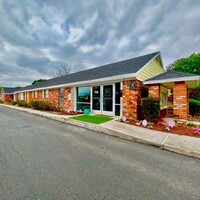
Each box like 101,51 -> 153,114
32,79 -> 46,85
15,86 -> 22,89
167,53 -> 200,75
0,86 -> 2,90
50,62 -> 86,78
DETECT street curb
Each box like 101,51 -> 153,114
1,105 -> 163,146
162,145 -> 200,159
1,104 -> 200,160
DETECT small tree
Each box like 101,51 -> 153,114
50,62 -> 86,78
140,97 -> 160,121
32,79 -> 46,85
167,53 -> 200,75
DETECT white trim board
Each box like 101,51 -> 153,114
14,73 -> 137,94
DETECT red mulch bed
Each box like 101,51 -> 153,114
122,120 -> 200,138
59,111 -> 84,115
152,123 -> 198,137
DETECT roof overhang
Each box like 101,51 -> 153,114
14,73 -> 137,93
144,76 -> 200,88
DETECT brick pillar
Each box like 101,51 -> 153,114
122,80 -> 143,122
63,87 -> 75,111
49,89 -> 59,107
173,82 -> 188,119
148,84 -> 160,98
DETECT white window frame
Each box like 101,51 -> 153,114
32,91 -> 37,98
43,89 -> 49,98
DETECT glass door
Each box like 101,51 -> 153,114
92,86 -> 101,113
102,85 -> 114,115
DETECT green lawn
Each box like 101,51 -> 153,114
70,114 -> 113,124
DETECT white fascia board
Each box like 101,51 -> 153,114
135,52 -> 162,76
144,76 -> 200,85
14,73 -> 136,94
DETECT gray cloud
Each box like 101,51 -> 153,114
0,0 -> 199,87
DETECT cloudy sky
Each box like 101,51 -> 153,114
0,0 -> 200,87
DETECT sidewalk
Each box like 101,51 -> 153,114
1,104 -> 200,159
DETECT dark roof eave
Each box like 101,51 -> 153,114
144,76 -> 200,85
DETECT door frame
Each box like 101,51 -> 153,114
92,84 -> 115,116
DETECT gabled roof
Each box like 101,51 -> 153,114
144,70 -> 200,88
144,70 -> 199,83
2,87 -> 18,94
16,52 -> 160,92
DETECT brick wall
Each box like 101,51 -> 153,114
63,87 -> 74,111
173,82 -> 188,119
4,94 -> 14,102
29,92 -> 33,103
122,80 -> 143,122
148,84 -> 160,98
49,89 -> 59,107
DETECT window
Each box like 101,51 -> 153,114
76,87 -> 91,111
19,93 -> 24,100
161,92 -> 167,107
32,91 -> 37,98
43,90 -> 49,98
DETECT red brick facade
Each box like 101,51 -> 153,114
148,84 -> 160,98
122,80 -> 143,122
3,94 -> 14,102
20,88 -> 75,111
49,89 -> 59,107
63,87 -> 75,111
173,82 -> 188,119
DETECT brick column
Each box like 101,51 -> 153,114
122,80 -> 143,122
148,84 -> 160,98
49,89 -> 59,107
173,82 -> 188,119
63,87 -> 75,111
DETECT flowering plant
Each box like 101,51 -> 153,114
194,127 -> 200,135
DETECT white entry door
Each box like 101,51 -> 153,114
92,85 -> 114,116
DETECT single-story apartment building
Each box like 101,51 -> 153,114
0,87 -> 18,103
13,52 -> 199,121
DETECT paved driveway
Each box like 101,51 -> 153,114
0,106 -> 200,200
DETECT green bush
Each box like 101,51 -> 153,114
16,100 -> 28,107
189,88 -> 200,101
30,100 -> 49,110
10,101 -> 17,105
140,97 -> 160,121
30,100 -> 60,111
189,99 -> 200,115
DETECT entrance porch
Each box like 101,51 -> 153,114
144,70 -> 200,120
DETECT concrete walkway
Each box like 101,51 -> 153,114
1,104 -> 200,159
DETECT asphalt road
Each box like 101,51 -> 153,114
0,106 -> 200,200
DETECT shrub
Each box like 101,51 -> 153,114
189,99 -> 200,115
10,101 -> 17,105
140,97 -> 160,121
0,99 -> 4,104
30,100 -> 60,111
189,88 -> 200,101
31,100 -> 49,110
16,100 -> 27,107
